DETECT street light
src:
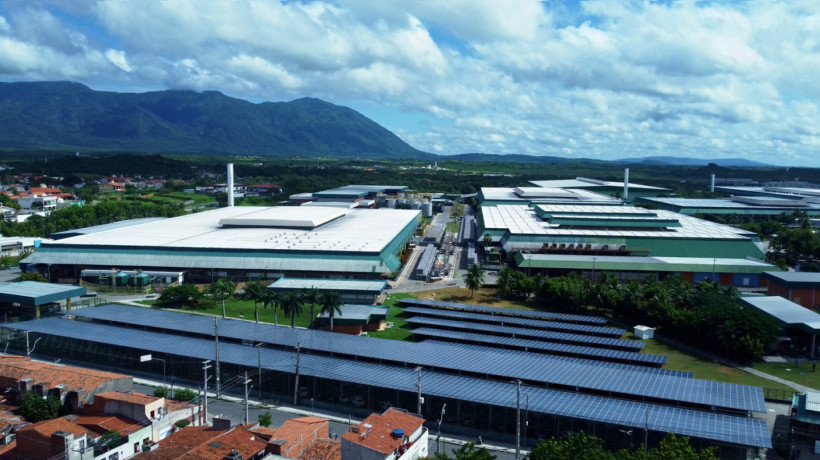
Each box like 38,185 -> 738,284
140,354 -> 166,388
25,331 -> 41,356
592,257 -> 596,281
437,404 -> 446,454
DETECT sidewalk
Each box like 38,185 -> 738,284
740,366 -> 812,394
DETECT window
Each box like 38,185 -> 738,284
108,453 -> 119,460
134,442 -> 139,453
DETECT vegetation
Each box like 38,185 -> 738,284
20,272 -> 47,282
19,390 -> 61,422
153,387 -> 170,398
156,284 -> 204,308
529,432 -> 718,460
175,419 -> 190,429
303,286 -> 321,329
207,278 -> 236,319
258,411 -> 272,427
431,442 -> 496,460
463,263 -> 485,297
171,388 -> 197,402
319,291 -> 342,332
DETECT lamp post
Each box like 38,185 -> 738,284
140,354 -> 166,388
437,404 -> 446,454
712,258 -> 717,282
592,257 -> 596,281
25,331 -> 41,356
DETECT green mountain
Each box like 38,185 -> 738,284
0,81 -> 430,159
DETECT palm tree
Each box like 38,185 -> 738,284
496,266 -> 514,299
463,263 -> 485,298
207,278 -> 236,319
319,291 -> 343,332
243,281 -> 267,323
281,291 -> 304,328
303,286 -> 321,329
261,288 -> 280,325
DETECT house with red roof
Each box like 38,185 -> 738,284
341,408 -> 427,460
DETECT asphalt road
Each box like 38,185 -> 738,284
133,380 -> 525,459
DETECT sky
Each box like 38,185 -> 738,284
1,1 -> 819,167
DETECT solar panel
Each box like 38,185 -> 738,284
52,308 -> 765,413
397,298 -> 607,324
402,306 -> 624,337
405,316 -> 644,351
410,327 -> 668,367
1,318 -> 771,448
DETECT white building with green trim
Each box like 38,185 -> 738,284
22,206 -> 421,283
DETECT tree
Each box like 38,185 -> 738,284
19,390 -> 62,422
243,281 -> 268,323
281,291 -> 304,328
482,233 -> 492,247
207,278 -> 236,319
261,288 -> 280,325
431,442 -> 496,460
156,284 -> 203,308
496,266 -> 514,299
20,272 -> 47,282
319,291 -> 343,332
303,286 -> 321,329
463,263 -> 485,297
258,411 -> 272,427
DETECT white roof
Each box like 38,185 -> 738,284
219,206 -> 346,228
480,187 -> 621,203
529,177 -> 668,190
481,205 -> 754,240
51,206 -> 420,253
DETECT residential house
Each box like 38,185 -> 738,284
6,416 -> 97,460
99,182 -> 125,193
135,420 -> 267,459
0,356 -> 133,410
341,408 -> 428,460
81,391 -> 199,441
249,416 -> 333,458
74,414 -> 153,459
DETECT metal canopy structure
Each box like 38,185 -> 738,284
401,306 -> 623,337
0,317 -> 770,448
405,316 -> 644,351
0,281 -> 86,317
409,327 -> 668,367
61,305 -> 766,412
397,298 -> 608,325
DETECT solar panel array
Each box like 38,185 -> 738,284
402,306 -> 624,337
398,298 -> 608,324
405,316 -> 644,351
414,245 -> 437,280
62,306 -> 765,412
410,327 -> 667,367
1,318 -> 771,448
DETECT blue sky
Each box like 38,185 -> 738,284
1,0 -> 819,167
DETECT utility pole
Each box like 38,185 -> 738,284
293,342 -> 301,405
644,408 -> 649,453
256,343 -> 263,400
515,379 -> 521,460
243,371 -> 252,425
415,366 -> 423,415
202,360 -> 212,425
214,318 -> 221,397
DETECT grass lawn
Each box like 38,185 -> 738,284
178,297 -> 319,329
367,292 -> 416,341
753,361 -> 820,391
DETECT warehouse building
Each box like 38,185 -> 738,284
478,204 -> 779,286
22,206 -> 421,283
635,196 -> 820,218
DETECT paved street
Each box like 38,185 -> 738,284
133,380 -> 525,459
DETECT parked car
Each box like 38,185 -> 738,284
378,400 -> 392,411
351,395 -> 365,407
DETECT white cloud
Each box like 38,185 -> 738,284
0,0 -> 818,165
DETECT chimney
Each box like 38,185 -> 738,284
18,378 -> 32,398
623,168 -> 629,201
227,163 -> 235,207
710,174 -> 715,193
213,417 -> 232,431
66,389 -> 84,413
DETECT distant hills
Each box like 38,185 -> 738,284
0,81 -> 429,159
0,81 -> 778,167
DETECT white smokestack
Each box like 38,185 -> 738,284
710,174 -> 715,193
227,163 -> 235,207
623,168 -> 629,201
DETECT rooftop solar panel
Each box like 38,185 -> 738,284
397,298 -> 607,324
405,316 -> 644,351
402,306 -> 624,337
410,327 -> 667,367
1,318 -> 770,448
54,307 -> 765,413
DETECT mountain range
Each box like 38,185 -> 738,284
0,81 -> 774,167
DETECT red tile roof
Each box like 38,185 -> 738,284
136,426 -> 267,460
267,416 -> 328,458
301,438 -> 341,460
342,408 -> 424,455
0,356 -> 130,400
73,414 -> 145,436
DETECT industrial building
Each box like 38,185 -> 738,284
22,205 -> 421,283
478,204 -> 779,286
635,196 -> 820,218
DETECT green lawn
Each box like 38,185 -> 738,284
753,361 -> 820,391
178,297 -> 318,328
366,293 -> 416,341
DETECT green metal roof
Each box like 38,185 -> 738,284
762,271 -> 820,288
793,393 -> 820,425
515,253 -> 779,274
269,278 -> 387,293
0,281 -> 86,306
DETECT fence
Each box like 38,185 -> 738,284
79,280 -> 177,295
